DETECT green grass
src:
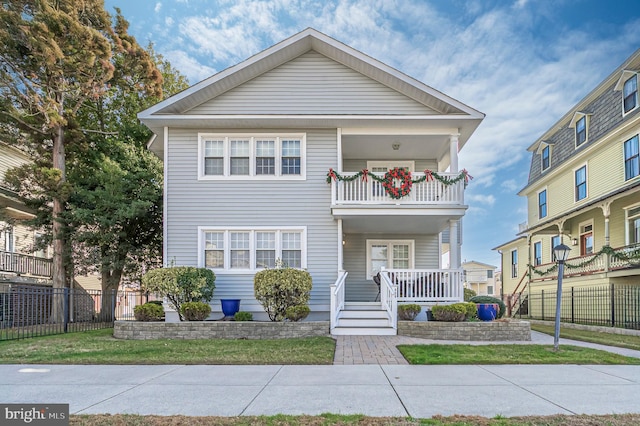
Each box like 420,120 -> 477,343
530,323 -> 640,351
397,344 -> 640,365
0,328 -> 336,365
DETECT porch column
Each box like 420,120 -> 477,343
600,202 -> 611,246
449,134 -> 459,173
449,219 -> 459,269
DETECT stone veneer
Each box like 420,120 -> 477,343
113,320 -> 330,340
398,320 -> 531,341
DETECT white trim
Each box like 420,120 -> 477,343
337,219 -> 343,271
532,240 -> 543,266
624,202 -> 640,245
537,187 -> 548,219
572,113 -> 589,148
197,133 -> 306,180
616,71 -> 639,117
510,248 -> 518,278
366,161 -> 415,172
573,162 -> 588,203
365,239 -> 414,279
163,126 -> 168,266
539,143 -> 551,172
579,219 -> 594,255
623,133 -> 640,181
337,128 -> 342,173
197,226 -> 307,273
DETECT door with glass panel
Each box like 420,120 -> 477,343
366,161 -> 414,201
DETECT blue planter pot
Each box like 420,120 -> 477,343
477,303 -> 498,321
221,299 -> 241,318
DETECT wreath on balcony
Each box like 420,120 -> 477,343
381,167 -> 413,199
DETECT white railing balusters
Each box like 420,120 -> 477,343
330,270 -> 348,332
385,268 -> 464,303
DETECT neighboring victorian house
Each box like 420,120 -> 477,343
0,142 -> 53,287
462,260 -> 498,297
139,28 -> 484,334
495,48 -> 640,318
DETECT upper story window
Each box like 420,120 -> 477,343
200,227 -> 306,272
487,270 -> 493,279
199,134 -> 305,180
551,235 -> 561,262
533,241 -> 542,266
541,145 -> 550,171
624,135 -> 639,180
625,205 -> 640,245
538,189 -> 547,219
575,115 -> 587,146
575,165 -> 587,201
624,74 -> 638,114
511,249 -> 518,278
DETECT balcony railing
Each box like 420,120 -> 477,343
0,250 -> 53,278
385,268 -> 464,302
331,172 -> 465,205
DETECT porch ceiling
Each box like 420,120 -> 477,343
341,134 -> 449,163
338,210 -> 464,234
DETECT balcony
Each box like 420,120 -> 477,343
0,250 -> 53,278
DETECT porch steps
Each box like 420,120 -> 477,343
331,302 -> 396,335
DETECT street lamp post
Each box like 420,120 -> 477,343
553,243 -> 571,351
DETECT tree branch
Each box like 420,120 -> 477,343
0,110 -> 47,136
80,128 -> 118,136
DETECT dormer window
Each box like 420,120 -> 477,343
541,145 -> 550,170
624,74 -> 638,114
570,112 -> 590,148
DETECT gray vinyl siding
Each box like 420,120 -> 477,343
165,128 -> 338,311
342,159 -> 439,172
187,51 -> 436,115
343,233 -> 440,301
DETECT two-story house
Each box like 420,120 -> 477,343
139,28 -> 484,334
495,48 -> 640,323
462,261 -> 498,297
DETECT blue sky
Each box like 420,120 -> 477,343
104,0 -> 640,268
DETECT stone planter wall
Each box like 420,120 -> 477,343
114,320 -> 330,340
398,320 -> 531,341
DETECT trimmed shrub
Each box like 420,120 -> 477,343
470,295 -> 506,319
285,305 -> 311,322
180,301 -> 212,321
147,300 -> 164,306
463,302 -> 478,320
142,266 -> 215,320
254,267 -> 312,321
398,304 -> 421,321
464,288 -> 477,302
234,311 -> 253,321
134,302 -> 164,322
431,303 -> 468,322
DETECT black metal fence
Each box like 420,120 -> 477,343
510,284 -> 640,330
0,285 -> 148,341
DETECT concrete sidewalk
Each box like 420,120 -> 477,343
2,363 -> 640,417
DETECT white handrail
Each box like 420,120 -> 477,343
330,270 -> 348,331
385,268 -> 464,302
379,270 -> 397,330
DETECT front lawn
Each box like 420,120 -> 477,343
530,323 -> 640,351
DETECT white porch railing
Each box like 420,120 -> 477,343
329,270 -> 348,332
331,172 -> 465,205
379,271 -> 397,330
386,269 -> 464,302
531,253 -> 605,281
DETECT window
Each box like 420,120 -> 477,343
626,205 -> 640,245
575,116 -> 587,146
625,135 -> 639,180
538,190 -> 547,219
534,241 -> 542,266
541,145 -> 550,171
575,165 -> 587,201
487,270 -> 493,279
580,222 -> 593,256
200,228 -> 306,271
624,74 -> 638,114
366,240 -> 414,278
511,249 -> 518,278
487,285 -> 494,295
199,134 -> 305,179
551,235 -> 561,261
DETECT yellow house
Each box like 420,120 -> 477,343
495,48 -> 640,325
462,260 -> 499,297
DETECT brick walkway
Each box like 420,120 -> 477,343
333,335 -> 434,364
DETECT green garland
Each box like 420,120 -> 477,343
529,245 -> 640,276
326,168 -> 472,199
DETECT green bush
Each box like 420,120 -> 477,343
464,288 -> 477,302
463,302 -> 478,319
254,267 -> 312,321
133,302 -> 164,322
147,300 -> 163,306
285,305 -> 311,322
431,303 -> 469,322
234,311 -> 253,321
398,304 -> 421,321
470,295 -> 506,318
180,301 -> 212,321
142,266 -> 215,320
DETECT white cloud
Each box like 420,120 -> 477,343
467,193 -> 496,206
164,50 -> 217,83
155,2 -> 162,13
501,179 -> 519,192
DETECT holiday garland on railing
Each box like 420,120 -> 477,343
528,245 -> 640,276
326,168 -> 473,199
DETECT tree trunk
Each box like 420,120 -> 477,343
99,268 -> 123,322
50,121 -> 67,324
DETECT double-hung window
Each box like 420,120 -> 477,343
541,145 -> 550,171
201,228 -> 306,271
199,134 -> 305,179
511,250 -> 518,278
533,241 -> 542,266
538,189 -> 547,219
575,165 -> 587,201
366,240 -> 414,278
624,74 -> 638,114
576,116 -> 587,146
624,135 -> 639,181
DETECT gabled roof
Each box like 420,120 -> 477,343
462,260 -> 497,269
139,28 -> 484,155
